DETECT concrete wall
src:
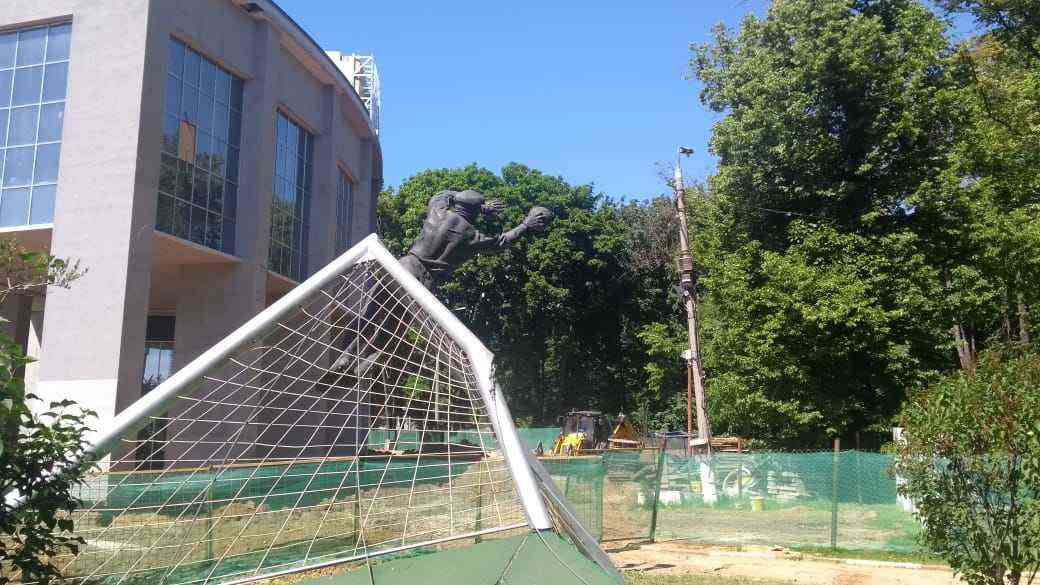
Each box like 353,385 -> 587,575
1,0 -> 382,444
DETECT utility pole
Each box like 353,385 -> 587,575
673,148 -> 712,450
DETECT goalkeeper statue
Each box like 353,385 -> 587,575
400,189 -> 553,290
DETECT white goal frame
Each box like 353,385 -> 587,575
17,233 -> 626,585
84,234 -> 552,532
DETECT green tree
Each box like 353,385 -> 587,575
0,241 -> 88,584
896,348 -> 1040,585
689,0 -> 963,445
940,0 -> 1040,64
378,164 -> 640,423
915,34 -> 1040,368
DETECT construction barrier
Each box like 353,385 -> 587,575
542,448 -> 921,552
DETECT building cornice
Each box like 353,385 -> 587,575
230,0 -> 380,147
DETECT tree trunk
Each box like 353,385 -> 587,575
1016,274 -> 1030,344
951,323 -> 977,372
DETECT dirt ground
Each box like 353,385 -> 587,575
609,541 -> 960,585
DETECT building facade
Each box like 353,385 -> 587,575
0,0 -> 383,437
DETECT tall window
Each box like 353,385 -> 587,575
0,23 -> 71,227
141,315 -> 175,395
158,38 -> 243,254
335,169 -> 353,255
138,315 -> 175,470
269,112 -> 313,280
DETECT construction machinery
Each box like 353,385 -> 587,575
547,411 -> 644,456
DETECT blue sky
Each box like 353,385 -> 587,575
285,1 -> 977,201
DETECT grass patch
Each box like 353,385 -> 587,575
791,545 -> 945,565
625,574 -> 796,585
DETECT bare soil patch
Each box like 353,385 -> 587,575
609,541 -> 959,585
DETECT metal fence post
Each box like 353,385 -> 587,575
475,477 -> 483,543
353,485 -> 361,544
830,438 -> 840,549
206,465 -> 215,564
648,438 -> 667,542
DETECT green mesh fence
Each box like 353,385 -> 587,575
365,427 -> 561,453
541,449 -> 922,553
93,458 -> 478,522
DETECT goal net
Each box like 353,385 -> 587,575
43,235 -> 618,585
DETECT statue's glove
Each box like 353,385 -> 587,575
481,199 -> 506,217
522,206 -> 554,233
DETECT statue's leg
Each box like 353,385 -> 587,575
398,254 -> 436,290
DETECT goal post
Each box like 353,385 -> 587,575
37,234 -> 617,585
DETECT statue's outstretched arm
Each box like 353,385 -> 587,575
468,206 -> 552,252
468,223 -> 529,253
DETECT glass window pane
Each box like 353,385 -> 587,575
2,147 -> 33,187
199,60 -> 215,96
46,25 -> 71,62
0,34 -> 15,69
215,70 -> 230,104
38,102 -> 65,142
33,141 -> 59,182
156,192 -> 174,233
181,84 -> 197,123
229,111 -> 241,145
165,74 -> 181,115
8,106 -> 39,145
227,147 -> 239,182
0,109 -> 7,147
16,28 -> 46,66
222,218 -> 235,254
42,62 -> 68,101
12,66 -> 43,106
190,204 -> 205,243
33,143 -> 60,184
230,77 -> 243,111
29,184 -> 55,224
205,212 -> 221,249
213,103 -> 228,141
184,49 -> 200,86
176,161 -> 192,199
225,183 -> 237,217
208,175 -> 224,213
159,156 -> 176,194
197,97 -> 213,133
0,70 -> 12,107
173,198 -> 190,238
194,131 -> 211,170
162,114 -> 179,155
211,139 -> 226,177
0,187 -> 29,225
192,170 -> 208,207
168,38 -> 184,78
177,120 -> 196,162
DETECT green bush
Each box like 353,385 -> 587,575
0,242 -> 87,583
896,349 -> 1040,585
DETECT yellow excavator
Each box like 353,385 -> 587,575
547,411 -> 643,456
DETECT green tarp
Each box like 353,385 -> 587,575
100,458 -> 475,519
299,531 -> 618,585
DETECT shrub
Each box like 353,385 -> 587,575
0,242 -> 87,583
896,349 -> 1040,585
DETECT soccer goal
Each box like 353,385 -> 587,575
45,234 -> 620,585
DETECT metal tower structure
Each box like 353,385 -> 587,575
327,51 -> 381,135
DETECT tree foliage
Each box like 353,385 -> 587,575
685,0 -> 963,445
379,0 -> 1040,450
0,241 -> 88,583
896,349 -> 1040,585
378,164 -> 650,423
